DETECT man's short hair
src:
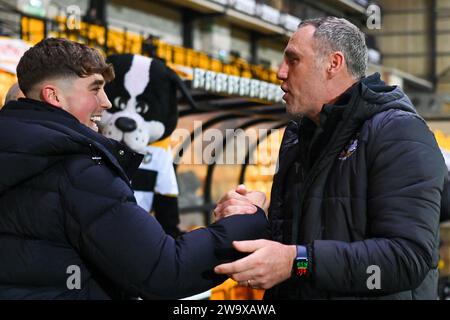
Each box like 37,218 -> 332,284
299,17 -> 368,79
16,38 -> 114,95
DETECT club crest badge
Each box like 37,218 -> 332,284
338,135 -> 359,160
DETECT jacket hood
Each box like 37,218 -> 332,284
352,72 -> 416,121
285,72 -> 418,149
0,99 -> 142,195
309,72 -> 419,143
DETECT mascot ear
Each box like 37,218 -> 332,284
142,58 -> 177,140
144,58 -> 199,141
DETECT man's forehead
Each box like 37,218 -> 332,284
84,74 -> 105,85
89,73 -> 105,82
293,25 -> 315,43
284,40 -> 303,57
285,26 -> 316,55
61,74 -> 104,90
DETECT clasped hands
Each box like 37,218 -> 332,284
213,185 -> 296,290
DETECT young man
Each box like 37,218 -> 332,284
214,17 -> 447,299
0,38 -> 268,299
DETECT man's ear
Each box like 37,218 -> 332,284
327,51 -> 345,78
40,85 -> 63,108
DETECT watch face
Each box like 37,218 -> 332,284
294,258 -> 309,276
296,268 -> 308,277
293,245 -> 309,277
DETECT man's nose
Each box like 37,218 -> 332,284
277,62 -> 288,80
100,91 -> 112,109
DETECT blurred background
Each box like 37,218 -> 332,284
1,0 -> 449,299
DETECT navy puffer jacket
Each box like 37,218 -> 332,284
265,73 -> 446,300
0,99 -> 269,299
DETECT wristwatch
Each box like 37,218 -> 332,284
293,245 -> 309,277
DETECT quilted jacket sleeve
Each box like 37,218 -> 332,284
60,157 -> 269,299
312,110 -> 446,295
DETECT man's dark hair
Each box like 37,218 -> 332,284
17,38 -> 114,95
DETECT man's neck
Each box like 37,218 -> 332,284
309,76 -> 359,126
327,76 -> 358,105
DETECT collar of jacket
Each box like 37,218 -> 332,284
1,98 -> 143,185
319,80 -> 360,128
281,78 -> 361,156
284,72 -> 415,153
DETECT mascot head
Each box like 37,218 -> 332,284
101,54 -> 195,153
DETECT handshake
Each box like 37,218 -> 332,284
213,184 -> 268,222
213,185 -> 296,290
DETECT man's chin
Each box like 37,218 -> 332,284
285,105 -> 304,118
285,104 -> 295,114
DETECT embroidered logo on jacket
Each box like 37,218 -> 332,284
338,135 -> 359,160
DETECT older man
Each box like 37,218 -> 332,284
214,17 -> 446,300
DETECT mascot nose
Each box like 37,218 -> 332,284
115,117 -> 137,132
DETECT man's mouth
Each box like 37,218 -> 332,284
90,115 -> 102,132
90,115 -> 102,122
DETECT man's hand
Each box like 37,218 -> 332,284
214,239 -> 296,290
213,185 -> 266,221
237,185 -> 267,212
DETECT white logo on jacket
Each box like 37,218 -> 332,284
338,136 -> 359,161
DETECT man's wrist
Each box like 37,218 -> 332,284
292,245 -> 310,278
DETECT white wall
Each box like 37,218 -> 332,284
258,38 -> 284,69
107,0 -> 182,45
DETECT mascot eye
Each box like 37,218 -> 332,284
135,102 -> 149,115
113,96 -> 128,110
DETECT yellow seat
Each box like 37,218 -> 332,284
21,17 -> 45,45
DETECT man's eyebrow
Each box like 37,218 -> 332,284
89,79 -> 105,88
284,49 -> 300,59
